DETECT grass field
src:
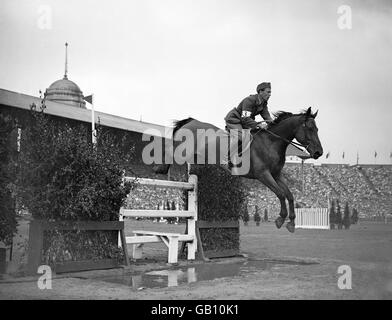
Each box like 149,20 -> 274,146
0,218 -> 391,299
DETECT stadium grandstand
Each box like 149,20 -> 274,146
244,162 -> 392,219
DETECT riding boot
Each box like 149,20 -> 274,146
221,137 -> 241,175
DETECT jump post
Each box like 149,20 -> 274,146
119,174 -> 198,264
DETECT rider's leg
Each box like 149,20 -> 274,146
225,122 -> 243,166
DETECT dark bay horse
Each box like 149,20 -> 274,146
154,107 -> 323,233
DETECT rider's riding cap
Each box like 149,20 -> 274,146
256,82 -> 271,93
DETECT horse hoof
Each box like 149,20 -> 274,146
275,217 -> 285,229
286,222 -> 295,233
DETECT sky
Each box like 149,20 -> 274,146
1,0 -> 391,165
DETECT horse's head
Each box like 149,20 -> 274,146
295,107 -> 323,159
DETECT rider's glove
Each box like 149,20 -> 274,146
257,122 -> 268,130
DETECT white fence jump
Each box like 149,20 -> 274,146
295,208 -> 329,230
119,175 -> 198,264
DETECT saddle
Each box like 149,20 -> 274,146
224,126 -> 253,159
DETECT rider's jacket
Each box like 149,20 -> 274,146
224,94 -> 273,129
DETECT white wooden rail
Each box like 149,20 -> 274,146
295,208 -> 330,230
120,175 -> 198,264
123,177 -> 195,190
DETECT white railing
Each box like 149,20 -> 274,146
295,208 -> 330,229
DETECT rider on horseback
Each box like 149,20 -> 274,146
223,82 -> 273,169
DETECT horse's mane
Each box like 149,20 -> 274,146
269,109 -> 316,128
270,111 -> 294,126
173,117 -> 194,135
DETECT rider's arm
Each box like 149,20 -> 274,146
240,97 -> 258,129
259,105 -> 273,122
242,117 -> 258,129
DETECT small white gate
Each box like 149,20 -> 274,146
295,208 -> 329,229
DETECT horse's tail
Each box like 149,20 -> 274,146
153,117 -> 195,175
173,117 -> 194,136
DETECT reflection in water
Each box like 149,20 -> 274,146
146,268 -> 197,287
98,259 -> 317,290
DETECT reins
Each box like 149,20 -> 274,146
253,121 -> 310,152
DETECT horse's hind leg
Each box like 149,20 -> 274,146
256,171 -> 288,229
276,176 -> 295,233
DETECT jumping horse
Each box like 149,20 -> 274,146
154,107 -> 323,233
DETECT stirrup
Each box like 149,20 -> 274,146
220,163 -> 232,174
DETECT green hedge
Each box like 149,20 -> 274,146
43,229 -> 124,265
12,104 -> 135,264
14,104 -> 134,222
190,165 -> 246,253
191,165 -> 246,221
0,113 -> 18,245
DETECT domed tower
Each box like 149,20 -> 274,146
44,43 -> 86,108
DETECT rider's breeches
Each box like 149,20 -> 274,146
225,122 -> 244,161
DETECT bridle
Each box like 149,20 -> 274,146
253,118 -> 311,153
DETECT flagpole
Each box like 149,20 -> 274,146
91,94 -> 96,144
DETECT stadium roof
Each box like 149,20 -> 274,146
0,88 -> 169,138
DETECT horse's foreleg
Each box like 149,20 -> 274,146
276,175 -> 295,233
256,170 -> 288,229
